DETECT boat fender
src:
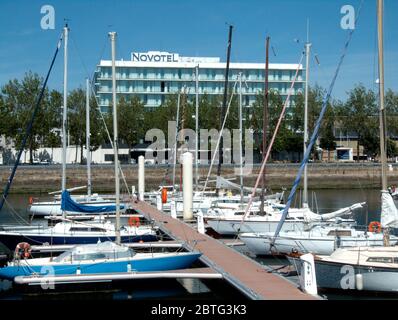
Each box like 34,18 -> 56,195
161,188 -> 168,204
14,242 -> 31,259
355,274 -> 363,290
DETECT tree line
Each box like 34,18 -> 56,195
1,71 -> 398,164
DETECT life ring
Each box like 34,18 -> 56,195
128,216 -> 140,227
368,221 -> 382,233
15,242 -> 31,259
161,188 -> 168,204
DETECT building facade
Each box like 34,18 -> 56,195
94,51 -> 304,111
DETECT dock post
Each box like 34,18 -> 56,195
171,199 -> 177,219
138,155 -> 145,201
183,152 -> 193,220
197,210 -> 205,234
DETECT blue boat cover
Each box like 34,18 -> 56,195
61,190 -> 124,213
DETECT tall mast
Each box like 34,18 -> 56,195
195,65 -> 199,191
260,36 -> 270,214
61,24 -> 68,193
109,31 -> 121,244
303,21 -> 311,207
238,72 -> 244,202
377,0 -> 387,191
217,25 -> 233,187
86,78 -> 91,198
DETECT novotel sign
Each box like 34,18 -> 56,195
131,51 -> 180,63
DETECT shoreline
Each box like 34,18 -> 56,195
1,162 -> 397,194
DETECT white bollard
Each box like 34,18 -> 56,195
197,210 -> 205,234
138,156 -> 145,201
171,199 -> 177,219
131,185 -> 136,195
182,152 -> 193,221
298,253 -> 318,296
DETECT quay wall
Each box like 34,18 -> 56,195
0,163 -> 397,194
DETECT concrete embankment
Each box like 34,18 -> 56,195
0,163 -> 397,194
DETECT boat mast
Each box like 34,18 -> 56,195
109,31 -> 121,244
303,21 -> 311,208
238,72 -> 244,203
86,78 -> 91,198
195,64 -> 199,191
377,0 -> 387,191
216,25 -> 233,191
61,25 -> 68,194
172,91 -> 181,190
260,36 -> 270,214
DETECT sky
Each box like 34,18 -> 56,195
0,0 -> 397,101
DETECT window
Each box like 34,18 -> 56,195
366,257 -> 395,263
161,81 -> 165,92
73,253 -> 107,261
327,230 -> 352,237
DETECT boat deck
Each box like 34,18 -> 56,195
132,200 -> 318,300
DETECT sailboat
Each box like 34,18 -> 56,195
238,28 -> 380,255
288,0 -> 398,293
29,31 -> 126,218
0,31 -> 202,282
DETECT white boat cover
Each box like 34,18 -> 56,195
303,202 -> 365,222
381,190 -> 398,228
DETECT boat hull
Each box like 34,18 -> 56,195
0,233 -> 158,250
240,234 -> 391,256
206,219 -> 303,235
0,252 -> 202,280
289,256 -> 398,293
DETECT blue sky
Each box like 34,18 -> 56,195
0,0 -> 397,101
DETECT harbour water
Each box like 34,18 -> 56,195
0,188 -> 396,300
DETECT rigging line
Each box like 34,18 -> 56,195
235,53 -> 304,228
69,34 -> 91,83
272,0 -> 365,242
68,32 -> 131,195
88,81 -> 131,196
2,197 -> 30,225
0,30 -> 64,213
201,78 -> 239,195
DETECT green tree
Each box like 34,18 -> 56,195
338,84 -> 378,161
1,72 -> 51,163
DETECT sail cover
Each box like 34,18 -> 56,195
61,190 -> 124,213
303,202 -> 365,223
381,190 -> 398,228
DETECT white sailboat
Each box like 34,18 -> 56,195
289,0 -> 398,293
29,27 -> 126,218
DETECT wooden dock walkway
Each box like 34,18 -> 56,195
132,200 -> 318,300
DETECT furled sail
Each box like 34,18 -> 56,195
61,190 -> 124,213
381,190 -> 398,228
303,202 -> 365,223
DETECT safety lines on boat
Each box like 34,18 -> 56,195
201,79 -> 239,195
234,53 -> 305,230
272,0 -> 365,241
